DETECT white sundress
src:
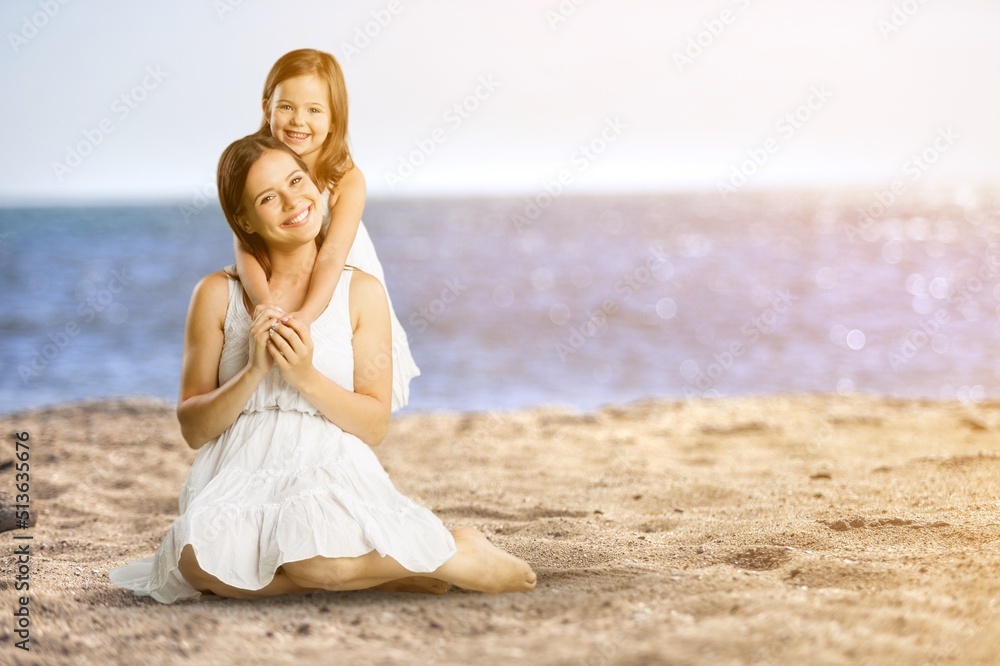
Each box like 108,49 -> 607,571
107,267 -> 456,604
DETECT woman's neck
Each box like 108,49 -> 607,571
266,241 -> 318,305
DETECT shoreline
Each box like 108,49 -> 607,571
4,388 -> 999,420
1,393 -> 998,664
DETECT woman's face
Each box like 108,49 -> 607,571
240,149 -> 323,249
265,74 -> 332,166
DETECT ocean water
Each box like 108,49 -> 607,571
2,190 -> 1000,416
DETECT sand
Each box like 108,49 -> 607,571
1,393 -> 999,665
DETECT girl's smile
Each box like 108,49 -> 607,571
283,131 -> 311,146
266,74 -> 332,167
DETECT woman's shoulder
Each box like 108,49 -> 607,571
345,267 -> 387,324
195,268 -> 234,293
187,270 -> 234,319
346,267 -> 384,296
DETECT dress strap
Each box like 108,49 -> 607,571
218,267 -> 251,374
310,267 -> 355,346
335,267 -> 354,327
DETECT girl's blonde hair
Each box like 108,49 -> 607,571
259,48 -> 353,191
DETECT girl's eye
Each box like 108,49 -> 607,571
280,104 -> 292,111
260,195 -> 274,204
309,108 -> 322,113
291,177 -> 302,185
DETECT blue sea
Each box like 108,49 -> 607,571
2,190 -> 999,416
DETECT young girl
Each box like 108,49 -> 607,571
235,48 -> 419,412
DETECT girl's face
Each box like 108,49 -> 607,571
265,74 -> 332,167
240,149 -> 323,249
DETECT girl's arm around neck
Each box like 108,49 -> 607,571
175,272 -> 274,450
234,235 -> 272,310
296,166 -> 367,323
294,269 -> 392,446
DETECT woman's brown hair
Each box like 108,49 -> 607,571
217,134 -> 324,283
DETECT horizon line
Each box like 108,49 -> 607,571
1,182 -> 998,210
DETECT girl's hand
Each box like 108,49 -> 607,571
253,303 -> 283,319
266,315 -> 315,391
247,307 -> 283,377
284,310 -> 315,327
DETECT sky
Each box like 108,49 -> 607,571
2,0 -> 999,202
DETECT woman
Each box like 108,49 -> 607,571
108,135 -> 536,603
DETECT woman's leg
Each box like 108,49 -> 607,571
177,545 -> 318,600
372,577 -> 451,594
178,527 -> 536,599
281,527 -> 536,594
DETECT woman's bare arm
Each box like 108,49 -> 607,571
266,269 -> 392,446
294,166 -> 366,323
175,272 -> 280,449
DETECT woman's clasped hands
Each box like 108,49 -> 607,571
247,305 -> 316,390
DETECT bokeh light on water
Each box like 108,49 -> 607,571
1,189 -> 999,414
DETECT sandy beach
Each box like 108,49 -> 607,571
1,393 -> 999,665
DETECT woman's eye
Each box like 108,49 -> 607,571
291,177 -> 302,185
309,108 -> 321,113
261,195 -> 274,204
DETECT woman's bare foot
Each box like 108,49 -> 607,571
443,527 -> 536,594
373,576 -> 451,595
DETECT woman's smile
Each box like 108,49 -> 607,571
281,204 -> 313,228
241,148 -> 325,243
